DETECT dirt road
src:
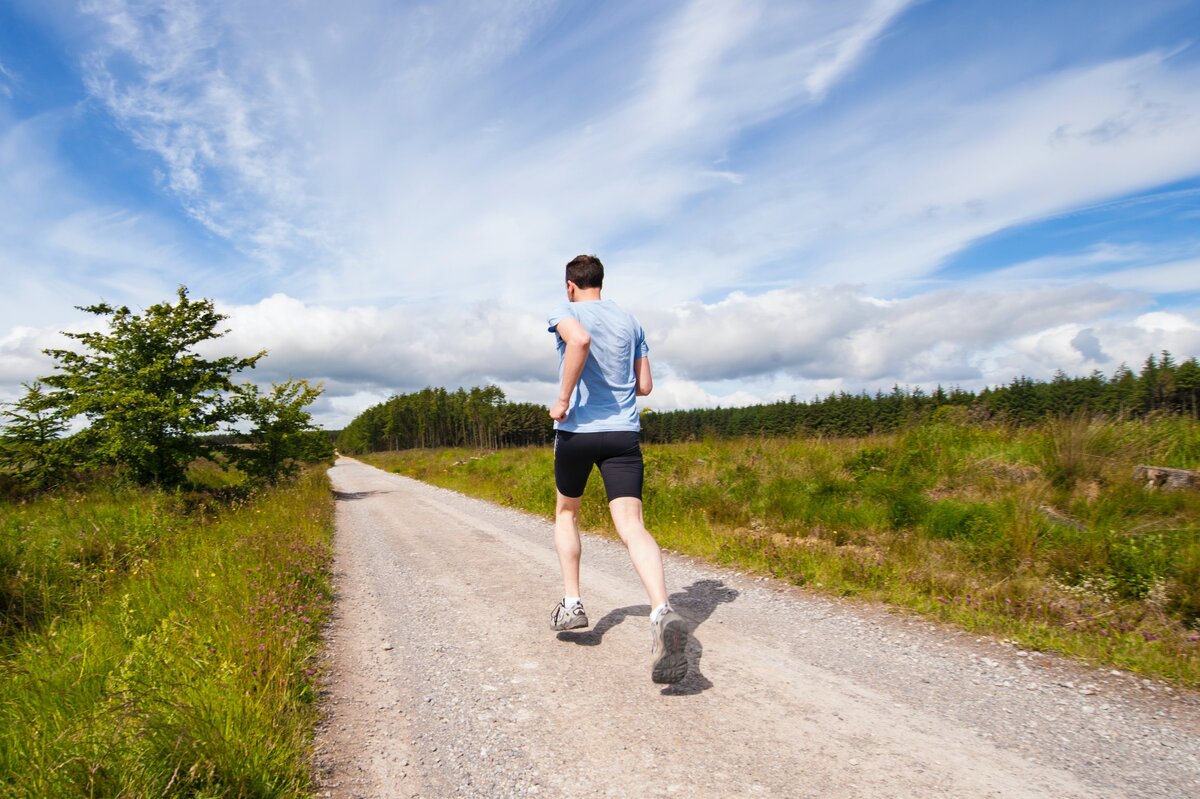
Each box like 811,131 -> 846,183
313,457 -> 1200,798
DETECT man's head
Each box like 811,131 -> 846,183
565,254 -> 604,291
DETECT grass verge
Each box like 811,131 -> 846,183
0,469 -> 333,797
361,415 -> 1200,687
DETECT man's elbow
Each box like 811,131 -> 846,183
636,380 -> 652,397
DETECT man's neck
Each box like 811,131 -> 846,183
571,288 -> 603,302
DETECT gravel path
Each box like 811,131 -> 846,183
313,457 -> 1200,798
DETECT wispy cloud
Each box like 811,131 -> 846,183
79,0 -> 324,268
625,49 -> 1200,298
0,58 -> 15,98
803,0 -> 911,99
71,0 -> 917,306
0,108 -> 211,330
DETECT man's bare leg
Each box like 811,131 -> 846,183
611,496 -> 688,682
554,492 -> 583,598
608,496 -> 669,608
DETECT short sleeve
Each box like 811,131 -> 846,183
547,303 -> 574,335
634,320 -> 649,358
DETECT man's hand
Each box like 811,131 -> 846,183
549,398 -> 569,422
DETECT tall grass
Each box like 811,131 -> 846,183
0,470 -> 333,797
363,415 -> 1200,685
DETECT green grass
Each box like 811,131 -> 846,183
362,415 -> 1200,687
0,470 -> 333,798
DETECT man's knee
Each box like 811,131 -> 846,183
607,496 -> 644,529
556,492 -> 582,517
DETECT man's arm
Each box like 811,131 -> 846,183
635,356 -> 652,397
550,317 -> 590,422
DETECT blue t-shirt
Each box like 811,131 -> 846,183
547,299 -> 649,432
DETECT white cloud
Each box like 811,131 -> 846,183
0,110 -> 217,330
642,282 -> 1140,382
803,0 -> 911,99
0,326 -> 60,386
3,284 -> 1194,429
205,293 -> 553,391
641,374 -> 771,412
1101,258 -> 1200,294
0,59 -> 15,98
79,0 -> 326,269
993,312 -> 1200,380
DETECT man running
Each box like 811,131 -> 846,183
546,254 -> 689,685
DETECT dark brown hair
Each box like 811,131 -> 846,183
565,254 -> 604,289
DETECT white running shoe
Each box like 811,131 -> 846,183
551,599 -> 589,631
650,607 -> 689,684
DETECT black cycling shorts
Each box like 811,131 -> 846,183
554,430 -> 643,501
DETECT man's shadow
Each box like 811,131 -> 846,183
557,578 -> 739,695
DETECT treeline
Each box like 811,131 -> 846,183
642,352 -> 1199,442
335,385 -> 553,454
335,351 -> 1197,453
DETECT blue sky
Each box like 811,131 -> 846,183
2,0 -> 1199,427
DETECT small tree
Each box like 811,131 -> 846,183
1177,358 -> 1200,418
233,379 -> 328,482
0,382 -> 71,488
40,287 -> 264,486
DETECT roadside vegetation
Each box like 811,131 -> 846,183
363,412 -> 1200,687
0,471 -> 332,796
0,288 -> 334,796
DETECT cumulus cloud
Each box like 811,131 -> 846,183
206,294 -> 554,391
1070,328 -> 1107,363
3,284 -> 1194,428
0,326 -> 61,387
643,283 -> 1140,383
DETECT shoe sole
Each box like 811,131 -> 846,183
651,617 -> 689,684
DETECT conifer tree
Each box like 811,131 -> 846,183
0,382 -> 71,487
